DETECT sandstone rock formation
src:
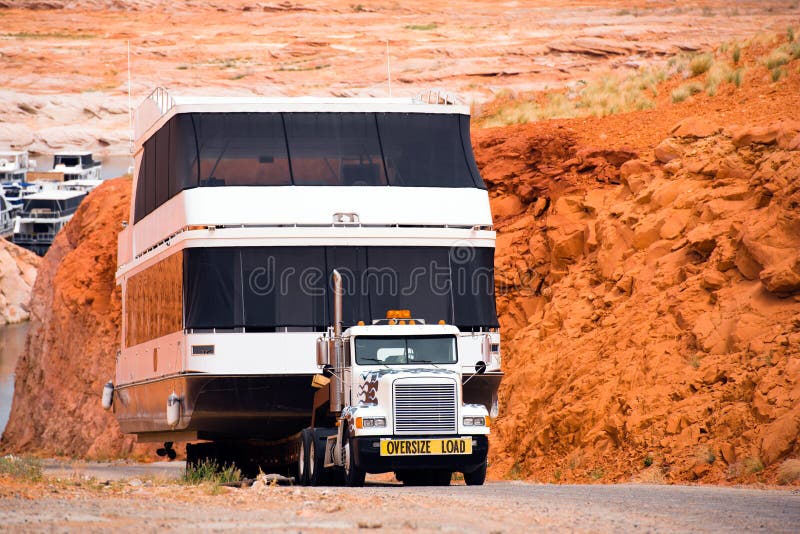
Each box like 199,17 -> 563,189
0,239 -> 40,325
488,120 -> 800,484
0,178 -> 145,458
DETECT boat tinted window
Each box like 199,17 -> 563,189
285,113 -> 387,186
155,123 -> 170,207
134,150 -> 146,223
56,156 -> 80,167
325,246 -> 370,328
183,246 -> 498,331
377,113 -> 481,188
241,247 -> 327,328
195,113 -> 291,188
134,111 -> 485,223
184,247 -> 238,329
145,137 -> 157,215
365,246 -> 452,325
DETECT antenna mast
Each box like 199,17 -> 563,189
386,40 -> 392,97
127,40 -> 133,153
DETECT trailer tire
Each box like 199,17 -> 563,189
343,432 -> 366,487
297,429 -> 312,486
464,461 -> 487,486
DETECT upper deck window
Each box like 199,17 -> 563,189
134,111 -> 486,223
285,113 -> 387,186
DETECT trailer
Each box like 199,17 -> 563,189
106,88 -> 502,484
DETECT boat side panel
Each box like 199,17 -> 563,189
132,186 -> 492,258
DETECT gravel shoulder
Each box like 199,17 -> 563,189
1,462 -> 798,532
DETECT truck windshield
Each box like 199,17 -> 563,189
355,335 -> 457,366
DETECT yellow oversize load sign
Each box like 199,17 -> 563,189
380,438 -> 472,456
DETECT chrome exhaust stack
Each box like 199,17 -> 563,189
330,269 -> 345,413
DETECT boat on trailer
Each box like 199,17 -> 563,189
110,88 -> 502,473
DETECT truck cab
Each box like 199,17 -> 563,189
299,275 -> 492,486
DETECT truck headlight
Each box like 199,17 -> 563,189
463,416 -> 489,427
356,417 -> 386,429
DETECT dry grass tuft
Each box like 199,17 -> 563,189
689,53 -> 715,76
777,459 -> 800,485
671,82 -> 703,103
632,465 -> 667,484
0,455 -> 43,481
480,67 -> 662,127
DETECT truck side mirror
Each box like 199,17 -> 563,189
316,337 -> 330,367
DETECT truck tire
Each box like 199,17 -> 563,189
308,429 -> 328,486
464,461 -> 487,486
297,429 -> 312,486
343,433 -> 366,487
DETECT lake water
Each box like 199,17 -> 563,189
0,322 -> 30,436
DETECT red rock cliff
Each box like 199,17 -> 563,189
0,177 -> 141,458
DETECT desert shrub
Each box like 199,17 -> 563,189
689,53 -> 714,76
788,27 -> 796,43
732,44 -> 741,64
695,446 -> 716,465
589,467 -> 605,480
726,67 -> 745,87
0,455 -> 43,481
790,41 -> 800,60
633,466 -> 666,484
404,23 -> 437,31
182,460 -> 241,485
705,62 -> 733,95
644,454 -> 654,467
777,459 -> 800,485
764,49 -> 790,69
671,82 -> 703,103
771,67 -> 785,82
743,456 -> 765,474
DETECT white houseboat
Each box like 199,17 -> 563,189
13,190 -> 86,255
0,191 -> 14,239
0,150 -> 34,183
110,89 -> 502,477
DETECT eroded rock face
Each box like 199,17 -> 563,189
0,178 -> 144,459
489,120 -> 800,484
0,239 -> 40,325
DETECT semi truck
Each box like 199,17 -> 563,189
107,88 -> 502,486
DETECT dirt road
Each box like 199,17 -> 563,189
2,461 -> 797,532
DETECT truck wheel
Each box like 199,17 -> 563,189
297,429 -> 312,486
464,462 -> 487,486
343,433 -> 366,487
308,429 -> 328,486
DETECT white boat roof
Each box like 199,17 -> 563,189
135,88 -> 469,145
26,190 -> 87,200
55,151 -> 93,156
0,151 -> 26,156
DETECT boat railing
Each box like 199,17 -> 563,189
413,88 -> 463,106
18,208 -> 75,219
13,232 -> 56,242
147,86 -> 175,115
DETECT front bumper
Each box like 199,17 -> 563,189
352,435 -> 489,474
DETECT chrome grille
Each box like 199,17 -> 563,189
393,381 -> 457,435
